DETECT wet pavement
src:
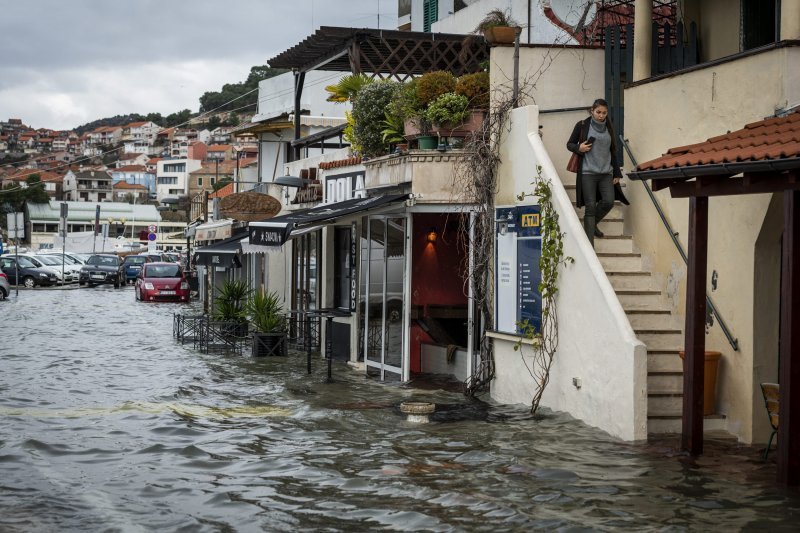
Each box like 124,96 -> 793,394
2,288 -> 800,531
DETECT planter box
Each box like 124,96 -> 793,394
483,26 -> 519,45
431,109 -> 487,138
252,331 -> 288,357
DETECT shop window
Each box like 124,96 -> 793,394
334,226 -> 352,310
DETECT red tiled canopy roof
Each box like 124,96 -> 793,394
634,109 -> 800,175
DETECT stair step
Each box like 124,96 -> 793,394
578,217 -> 625,237
596,251 -> 642,272
607,271 -> 654,290
625,309 -> 676,329
636,330 -> 684,350
594,236 -> 634,254
647,352 -> 683,372
616,290 -> 663,307
648,371 -> 683,391
648,393 -> 683,414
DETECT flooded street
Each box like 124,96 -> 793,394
2,289 -> 800,531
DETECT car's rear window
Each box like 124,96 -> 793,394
145,264 -> 181,278
88,255 -> 120,266
125,257 -> 147,265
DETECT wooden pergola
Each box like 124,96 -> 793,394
267,26 -> 489,158
629,109 -> 800,485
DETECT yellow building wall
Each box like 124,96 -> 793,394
623,45 -> 800,443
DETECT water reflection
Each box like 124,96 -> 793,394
1,289 -> 799,531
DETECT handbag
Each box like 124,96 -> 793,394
566,152 -> 580,173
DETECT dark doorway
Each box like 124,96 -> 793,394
742,0 -> 777,50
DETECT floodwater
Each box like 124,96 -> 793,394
1,289 -> 799,532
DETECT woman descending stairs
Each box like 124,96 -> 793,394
563,181 -> 689,434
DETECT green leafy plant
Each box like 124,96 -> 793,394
381,112 -> 406,144
246,289 -> 286,333
343,111 -> 361,153
425,92 -> 470,126
351,81 -> 402,157
212,279 -> 251,322
514,166 -> 574,414
456,72 -> 490,109
415,71 -> 457,107
473,8 -> 519,32
325,74 -> 374,103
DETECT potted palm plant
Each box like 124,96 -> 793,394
475,9 -> 520,45
212,279 -> 250,338
246,289 -> 287,357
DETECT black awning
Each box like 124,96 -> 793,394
193,234 -> 244,267
248,194 -> 408,247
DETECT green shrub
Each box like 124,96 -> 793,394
473,8 -> 519,32
351,81 -> 402,156
455,72 -> 490,109
415,71 -> 457,107
213,279 -> 251,322
246,289 -> 285,333
425,92 -> 470,126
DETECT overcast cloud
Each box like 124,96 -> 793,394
0,0 -> 396,130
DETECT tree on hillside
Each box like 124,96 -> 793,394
146,112 -> 164,126
0,174 -> 50,215
165,109 -> 193,127
207,115 -> 222,131
224,112 -> 240,127
198,65 -> 287,113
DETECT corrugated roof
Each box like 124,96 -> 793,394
26,201 -> 161,222
636,109 -> 800,172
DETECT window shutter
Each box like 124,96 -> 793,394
423,0 -> 438,32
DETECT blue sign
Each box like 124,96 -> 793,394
494,205 -> 542,336
147,233 -> 157,241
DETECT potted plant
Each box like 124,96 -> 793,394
212,279 -> 251,338
474,9 -> 520,45
246,289 -> 287,357
351,81 -> 402,157
381,111 -> 407,153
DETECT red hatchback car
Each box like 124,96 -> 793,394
135,262 -> 190,302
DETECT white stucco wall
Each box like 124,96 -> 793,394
491,106 -> 647,442
255,70 -> 350,121
623,44 -> 800,443
431,0 -> 581,44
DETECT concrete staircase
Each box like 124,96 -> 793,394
562,182 -> 686,434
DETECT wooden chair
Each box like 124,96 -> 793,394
760,382 -> 779,460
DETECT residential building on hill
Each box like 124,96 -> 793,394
62,169 -> 113,202
156,158 -> 202,202
113,181 -> 149,202
109,165 -> 156,196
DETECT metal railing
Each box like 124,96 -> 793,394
621,136 -> 739,352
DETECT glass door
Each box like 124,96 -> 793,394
362,215 -> 406,381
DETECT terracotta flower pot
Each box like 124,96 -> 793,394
483,26 -> 519,45
679,350 -> 722,415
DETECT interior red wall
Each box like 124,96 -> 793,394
409,213 -> 467,372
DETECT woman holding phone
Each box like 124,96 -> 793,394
566,98 -> 628,246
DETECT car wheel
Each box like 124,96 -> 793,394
22,276 -> 35,289
0,287 -> 6,300
79,281 -> 85,286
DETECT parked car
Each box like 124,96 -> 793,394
38,251 -> 88,265
79,254 -> 123,288
0,256 -> 58,287
33,254 -> 82,283
135,262 -> 190,302
0,272 -> 10,299
137,252 -> 168,263
12,253 -> 70,284
120,255 -> 151,284
163,252 -> 181,263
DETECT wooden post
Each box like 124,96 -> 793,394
682,195 -> 708,454
293,71 -> 306,161
778,189 -> 800,485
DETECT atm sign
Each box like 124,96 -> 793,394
521,213 -> 540,228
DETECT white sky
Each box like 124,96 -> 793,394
0,0 -> 397,130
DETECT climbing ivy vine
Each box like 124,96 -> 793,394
515,166 -> 573,414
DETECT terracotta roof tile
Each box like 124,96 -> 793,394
208,183 -> 234,198
319,156 -> 362,170
637,109 -> 800,171
114,181 -> 147,189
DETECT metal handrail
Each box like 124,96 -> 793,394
621,136 -> 739,352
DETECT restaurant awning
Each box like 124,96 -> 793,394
248,194 -> 409,247
193,234 -> 245,267
194,219 -> 233,242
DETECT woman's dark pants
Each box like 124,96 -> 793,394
581,172 -> 614,246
